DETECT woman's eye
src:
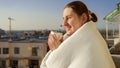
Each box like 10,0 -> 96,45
68,16 -> 71,19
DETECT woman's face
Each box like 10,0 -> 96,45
63,7 -> 85,36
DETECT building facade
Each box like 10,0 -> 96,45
0,41 -> 47,68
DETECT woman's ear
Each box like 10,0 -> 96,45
81,13 -> 87,23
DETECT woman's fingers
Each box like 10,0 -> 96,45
48,33 -> 63,51
48,34 -> 54,50
48,34 -> 57,50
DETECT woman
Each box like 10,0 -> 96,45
41,1 -> 115,68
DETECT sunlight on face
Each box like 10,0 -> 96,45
63,7 -> 84,36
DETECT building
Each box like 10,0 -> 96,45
0,41 -> 48,68
104,2 -> 120,68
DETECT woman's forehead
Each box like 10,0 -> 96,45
63,8 -> 75,16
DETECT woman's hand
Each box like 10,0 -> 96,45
48,33 -> 63,51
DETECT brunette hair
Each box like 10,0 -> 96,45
64,1 -> 97,22
89,11 -> 98,22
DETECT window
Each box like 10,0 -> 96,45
32,47 -> 38,56
10,60 -> 18,68
14,47 -> 20,54
0,48 -> 1,54
0,60 -> 6,68
3,48 -> 9,54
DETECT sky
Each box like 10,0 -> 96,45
0,0 -> 119,30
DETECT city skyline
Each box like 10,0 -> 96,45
0,0 -> 119,30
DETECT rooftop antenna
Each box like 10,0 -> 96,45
8,17 -> 14,42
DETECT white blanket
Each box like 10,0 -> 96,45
40,21 -> 116,68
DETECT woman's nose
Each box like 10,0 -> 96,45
62,20 -> 68,26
